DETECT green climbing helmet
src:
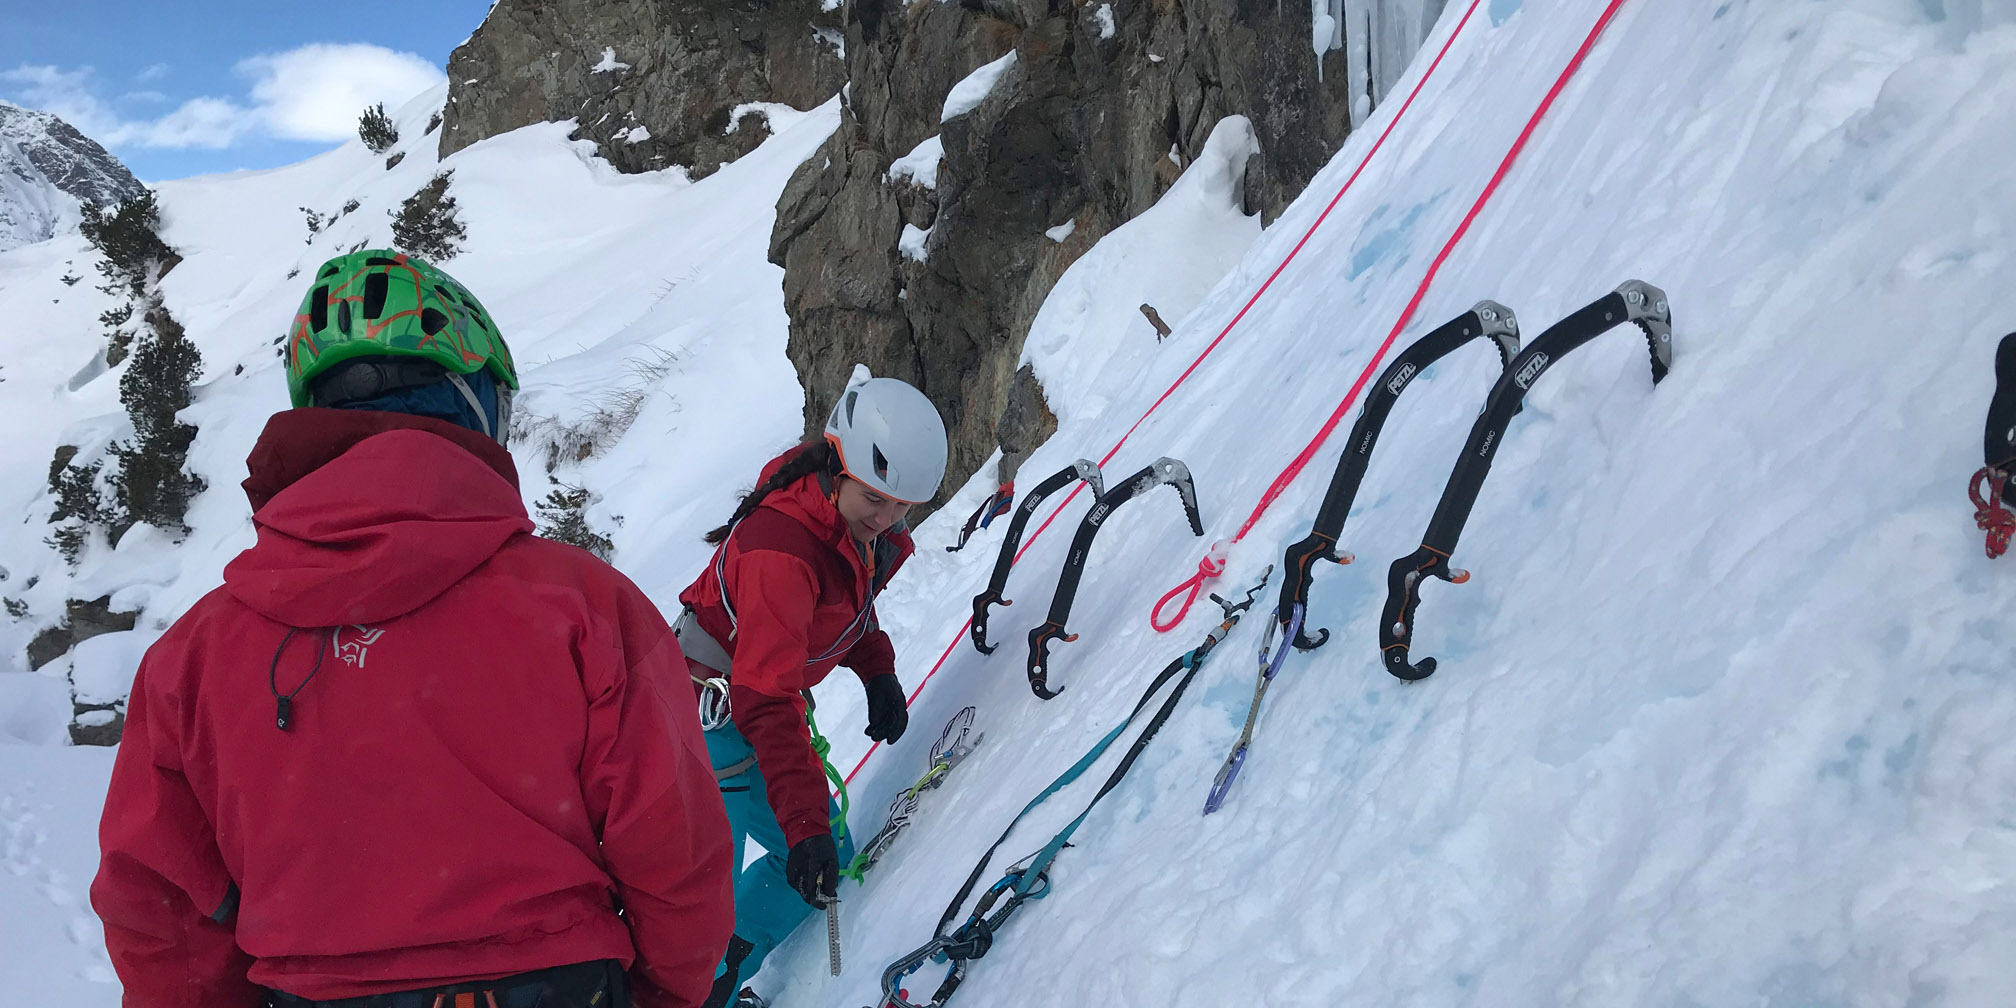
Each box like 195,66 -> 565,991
284,249 -> 518,408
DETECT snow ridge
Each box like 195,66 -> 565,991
0,101 -> 147,253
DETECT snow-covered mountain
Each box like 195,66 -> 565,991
0,101 -> 146,253
3,0 -> 2015,1005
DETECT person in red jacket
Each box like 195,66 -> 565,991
89,249 -> 733,1008
676,374 -> 947,1008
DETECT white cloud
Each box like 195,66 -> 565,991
0,64 -> 102,127
134,63 -> 170,83
139,97 -> 254,149
3,62 -> 248,149
237,43 -> 444,143
0,43 -> 443,152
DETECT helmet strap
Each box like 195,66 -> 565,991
445,372 -> 497,443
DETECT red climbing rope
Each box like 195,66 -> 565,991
840,0 -> 1489,790
834,0 -> 1516,790
1971,467 -> 2014,559
1148,0 -> 1635,631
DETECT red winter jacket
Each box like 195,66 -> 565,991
678,446 -> 912,848
89,409 -> 733,1008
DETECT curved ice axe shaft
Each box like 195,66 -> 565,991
1280,300 -> 1520,651
968,460 -> 1103,654
1379,280 -> 1672,680
1027,457 -> 1204,699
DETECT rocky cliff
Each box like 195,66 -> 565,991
441,0 -> 1440,520
771,0 -> 1362,513
0,100 -> 147,253
439,0 -> 846,179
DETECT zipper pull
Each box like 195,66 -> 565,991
276,696 -> 293,731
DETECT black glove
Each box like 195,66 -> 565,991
863,673 -> 908,743
785,833 -> 839,907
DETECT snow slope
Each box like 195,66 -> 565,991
4,0 -> 2016,1004
758,2 -> 2016,1006
0,84 -> 843,1002
0,86 -> 840,666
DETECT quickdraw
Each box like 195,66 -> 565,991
1203,601 -> 1305,814
843,708 -> 983,881
877,569 -> 1270,1007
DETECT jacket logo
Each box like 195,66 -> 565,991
334,625 -> 386,667
1513,352 -> 1550,389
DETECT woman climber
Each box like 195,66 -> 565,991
676,373 -> 948,1008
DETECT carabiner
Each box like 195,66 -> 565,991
880,937 -> 962,1008
696,676 -> 732,731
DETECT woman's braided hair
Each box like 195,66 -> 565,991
703,440 -> 839,545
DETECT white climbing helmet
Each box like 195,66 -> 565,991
823,372 -> 948,504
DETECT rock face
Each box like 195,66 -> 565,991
26,595 -> 136,673
770,0 -> 1362,518
23,594 -> 140,747
439,0 -> 846,179
0,100 -> 147,253
436,0 -> 1441,522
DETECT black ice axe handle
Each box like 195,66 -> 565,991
1378,280 -> 1673,681
1025,458 -> 1202,698
1377,545 -> 1469,681
1280,300 -> 1520,651
1987,333 -> 2016,471
968,459 -> 1103,655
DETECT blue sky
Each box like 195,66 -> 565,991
0,1 -> 492,182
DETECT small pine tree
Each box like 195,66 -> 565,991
46,456 -> 111,567
107,305 -> 206,539
358,102 -> 399,154
535,483 -> 615,561
79,192 -> 174,299
391,170 -> 468,261
301,206 -> 328,243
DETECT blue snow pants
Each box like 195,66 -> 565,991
706,719 -> 854,994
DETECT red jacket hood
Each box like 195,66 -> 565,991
223,409 -> 534,628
